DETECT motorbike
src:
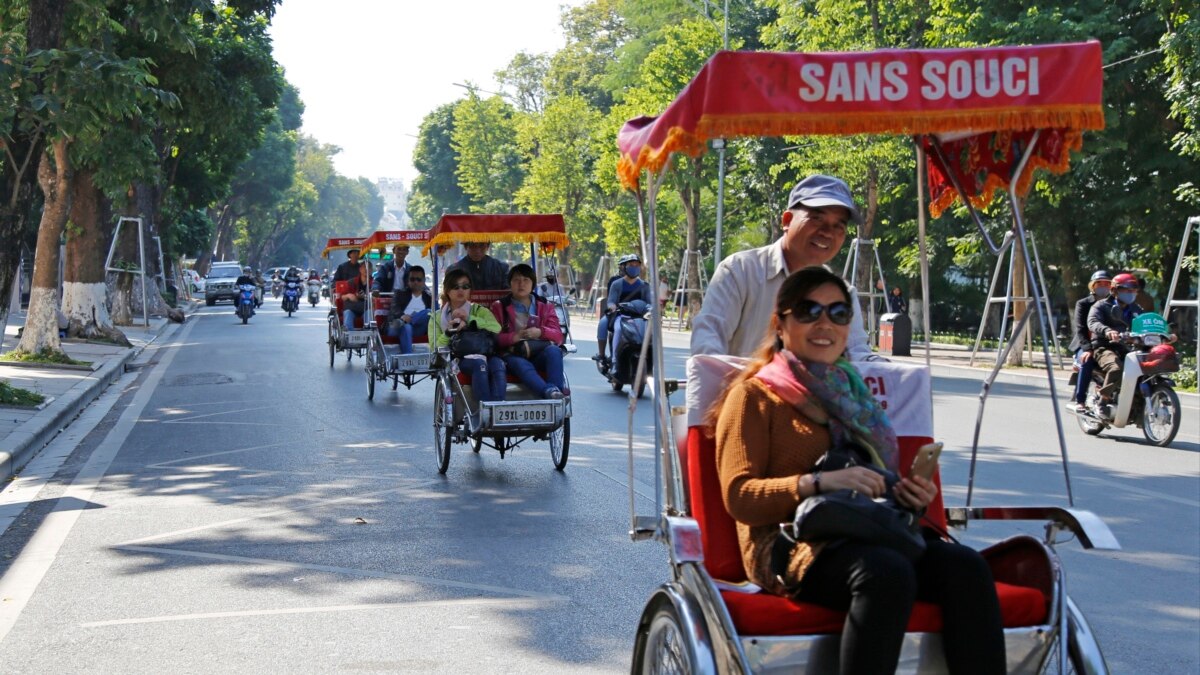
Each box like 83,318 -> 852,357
236,283 -> 257,324
282,280 -> 301,316
544,294 -> 575,343
307,279 -> 321,306
596,299 -> 652,398
321,279 -> 330,298
271,279 -> 282,299
1071,312 -> 1182,446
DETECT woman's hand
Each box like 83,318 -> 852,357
520,327 -> 542,340
893,475 -> 938,510
448,317 -> 465,331
818,467 -> 888,499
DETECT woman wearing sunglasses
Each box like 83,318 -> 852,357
429,269 -> 507,403
710,267 -> 1004,675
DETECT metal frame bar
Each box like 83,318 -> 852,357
841,237 -> 889,343
1164,216 -> 1199,385
104,217 -> 150,327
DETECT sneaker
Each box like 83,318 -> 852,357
1074,402 -> 1087,414
544,387 -> 564,400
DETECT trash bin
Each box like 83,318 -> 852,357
879,313 -> 912,357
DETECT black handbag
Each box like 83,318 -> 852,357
448,325 -> 496,358
784,443 -> 926,561
511,339 -> 553,360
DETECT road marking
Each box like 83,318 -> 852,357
0,372 -> 137,535
79,597 -> 550,628
1077,474 -> 1200,508
144,441 -> 291,468
112,546 -> 566,601
591,468 -> 657,504
0,318 -> 196,643
114,480 -> 444,547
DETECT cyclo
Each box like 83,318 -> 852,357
358,228 -> 438,399
616,43 -> 1119,673
421,213 -> 576,474
322,235 -> 372,366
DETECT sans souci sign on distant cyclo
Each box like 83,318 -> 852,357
797,56 -> 1042,103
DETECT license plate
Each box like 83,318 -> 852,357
345,331 -> 371,345
493,404 -> 553,426
391,353 -> 432,371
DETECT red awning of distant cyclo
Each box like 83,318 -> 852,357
420,214 -> 569,256
361,229 -> 431,254
617,41 -> 1104,217
320,236 -> 367,259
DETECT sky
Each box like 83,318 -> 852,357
268,0 -> 585,188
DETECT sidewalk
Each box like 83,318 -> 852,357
0,308 -> 186,480
570,313 -> 1198,402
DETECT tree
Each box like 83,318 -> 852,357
496,51 -> 549,114
408,102 -> 470,227
451,92 -> 525,212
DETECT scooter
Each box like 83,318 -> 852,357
595,299 -> 652,398
282,280 -> 301,316
544,294 -> 576,343
307,279 -> 321,307
271,279 -> 282,299
1071,312 -> 1182,446
321,279 -> 330,298
236,283 -> 257,325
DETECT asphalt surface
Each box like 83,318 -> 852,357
0,299 -> 1195,673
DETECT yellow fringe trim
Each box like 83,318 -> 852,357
618,106 -> 1102,190
420,231 -> 570,257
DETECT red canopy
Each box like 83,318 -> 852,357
421,214 -> 569,256
617,42 -> 1104,215
361,228 -> 431,253
320,236 -> 367,259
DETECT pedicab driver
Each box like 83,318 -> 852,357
692,175 -> 876,361
446,242 -> 509,291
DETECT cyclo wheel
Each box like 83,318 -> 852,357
549,417 -> 570,471
433,377 -> 452,474
639,604 -> 696,675
366,348 -> 376,400
1141,382 -> 1181,447
328,317 -> 336,367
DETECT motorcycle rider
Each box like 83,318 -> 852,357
281,266 -> 303,309
593,253 -> 652,368
1087,272 -> 1146,416
386,265 -> 433,354
235,266 -> 257,316
372,243 -> 411,294
538,270 -> 567,300
1069,270 -> 1110,413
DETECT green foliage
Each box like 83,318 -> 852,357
0,349 -> 91,367
408,102 -> 471,227
0,380 -> 45,407
452,93 -> 525,212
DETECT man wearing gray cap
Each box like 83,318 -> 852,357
691,174 -> 875,360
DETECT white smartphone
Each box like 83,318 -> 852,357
909,442 -> 943,480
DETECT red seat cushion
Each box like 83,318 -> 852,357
685,426 -> 1046,636
721,581 -> 1046,636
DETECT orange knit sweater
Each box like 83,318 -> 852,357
716,378 -> 832,594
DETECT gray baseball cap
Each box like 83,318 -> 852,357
786,175 -> 862,225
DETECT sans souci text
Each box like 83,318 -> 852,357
798,57 -> 1041,103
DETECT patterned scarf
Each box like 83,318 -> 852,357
755,350 -> 898,471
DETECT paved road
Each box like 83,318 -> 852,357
0,299 -> 1195,672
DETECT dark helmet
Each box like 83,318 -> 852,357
1088,270 -> 1110,286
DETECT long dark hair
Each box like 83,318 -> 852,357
704,267 -> 851,431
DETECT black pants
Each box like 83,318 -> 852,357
796,536 -> 1006,675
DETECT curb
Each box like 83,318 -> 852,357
0,316 -> 181,481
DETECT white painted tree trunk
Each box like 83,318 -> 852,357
62,280 -> 128,344
15,286 -> 61,354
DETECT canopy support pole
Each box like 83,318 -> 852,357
714,138 -> 727,265
916,142 -> 932,367
965,131 -> 1075,508
927,139 -> 1008,256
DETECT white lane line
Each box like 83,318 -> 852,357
79,597 -> 549,628
591,468 -> 657,504
145,441 -> 291,468
114,480 -> 443,547
0,372 -> 137,535
1077,474 -> 1200,508
114,546 -> 566,601
0,318 -> 196,643
151,405 -> 275,423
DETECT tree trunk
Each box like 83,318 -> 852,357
678,161 -> 703,329
853,167 -> 880,339
1006,229 -> 1029,367
63,170 -> 129,344
16,140 -> 72,356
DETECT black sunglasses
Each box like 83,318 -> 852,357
449,283 -> 471,290
781,300 -> 853,325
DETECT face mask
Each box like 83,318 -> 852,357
625,265 -> 642,278
1092,286 -> 1109,299
1116,291 -> 1136,305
